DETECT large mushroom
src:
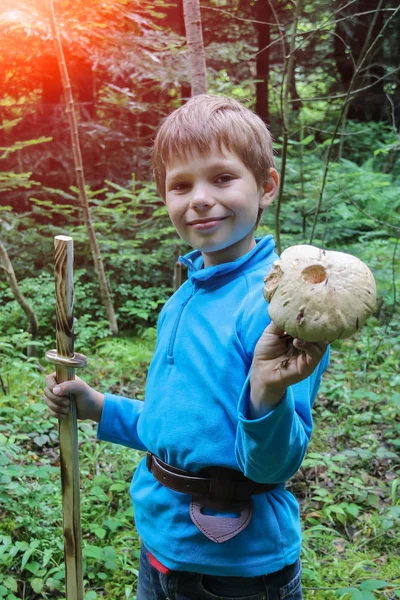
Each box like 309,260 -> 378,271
263,245 -> 377,343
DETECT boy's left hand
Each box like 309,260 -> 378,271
250,321 -> 328,413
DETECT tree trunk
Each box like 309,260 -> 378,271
47,0 -> 118,335
0,239 -> 39,357
334,0 -> 387,122
182,0 -> 207,96
255,0 -> 271,124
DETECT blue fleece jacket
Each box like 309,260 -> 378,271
97,236 -> 330,577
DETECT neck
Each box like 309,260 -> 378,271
202,233 -> 256,268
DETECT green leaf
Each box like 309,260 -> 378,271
335,587 -> 358,597
21,546 -> 36,570
103,518 -> 122,532
104,546 -> 116,560
30,579 -> 44,594
350,591 -> 364,600
83,545 -> 104,560
321,137 -> 340,146
33,435 -> 50,447
42,548 -> 53,567
25,561 -> 40,575
360,591 -> 377,600
336,203 -> 353,220
335,588 -> 358,596
381,519 -> 393,530
301,134 -> 315,145
84,592 -> 98,600
345,504 -> 360,517
360,580 -> 388,591
93,528 -> 106,539
3,578 -> 17,593
109,483 -> 126,492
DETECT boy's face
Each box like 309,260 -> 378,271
165,145 -> 278,268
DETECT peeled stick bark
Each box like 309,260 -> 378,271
45,236 -> 87,600
263,245 -> 377,343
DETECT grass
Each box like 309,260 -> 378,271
0,241 -> 399,600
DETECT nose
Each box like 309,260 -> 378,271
190,182 -> 215,210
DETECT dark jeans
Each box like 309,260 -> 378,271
136,545 -> 303,600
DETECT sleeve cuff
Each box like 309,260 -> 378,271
96,393 -> 146,450
238,371 -> 289,424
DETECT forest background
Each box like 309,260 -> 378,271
0,0 -> 399,599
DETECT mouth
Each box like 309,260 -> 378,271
188,217 -> 228,226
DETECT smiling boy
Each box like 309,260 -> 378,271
164,145 -> 278,267
44,94 -> 329,600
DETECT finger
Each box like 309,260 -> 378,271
44,397 -> 70,418
265,321 -> 287,337
44,392 -> 70,408
43,388 -> 70,404
48,407 -> 69,420
51,379 -> 82,397
293,339 -> 328,361
45,372 -> 58,389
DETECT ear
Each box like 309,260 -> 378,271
259,168 -> 279,208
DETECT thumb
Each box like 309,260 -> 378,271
53,378 -> 82,396
264,320 -> 287,337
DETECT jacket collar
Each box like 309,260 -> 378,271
178,236 -> 275,286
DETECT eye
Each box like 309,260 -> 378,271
169,181 -> 191,192
214,174 -> 234,185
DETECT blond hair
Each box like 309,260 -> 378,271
152,94 -> 276,200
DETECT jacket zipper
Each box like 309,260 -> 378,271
167,291 -> 196,364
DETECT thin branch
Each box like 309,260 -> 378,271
331,181 -> 400,233
47,0 -> 118,335
296,7 -> 397,56
289,66 -> 400,103
385,92 -> 400,140
200,5 -> 278,27
274,0 -> 302,254
305,125 -> 372,136
331,31 -> 357,71
309,0 -> 396,242
200,0 -> 364,29
0,238 -> 39,354
243,7 -> 395,64
0,374 -> 7,395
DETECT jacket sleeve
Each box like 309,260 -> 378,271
235,347 -> 330,483
96,305 -> 173,451
96,394 -> 147,451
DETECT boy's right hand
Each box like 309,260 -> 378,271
44,373 -> 104,423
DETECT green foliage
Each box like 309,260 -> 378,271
1,229 -> 399,598
0,178 -> 183,348
259,130 -> 399,248
0,0 -> 399,596
0,337 -> 150,599
0,137 -> 52,160
335,580 -> 396,600
0,171 -> 39,193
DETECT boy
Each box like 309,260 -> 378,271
44,94 -> 329,600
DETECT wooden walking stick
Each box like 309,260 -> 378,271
46,236 -> 87,600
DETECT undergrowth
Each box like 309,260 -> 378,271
0,236 -> 399,599
0,140 -> 399,598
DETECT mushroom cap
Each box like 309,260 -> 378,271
263,245 -> 377,342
